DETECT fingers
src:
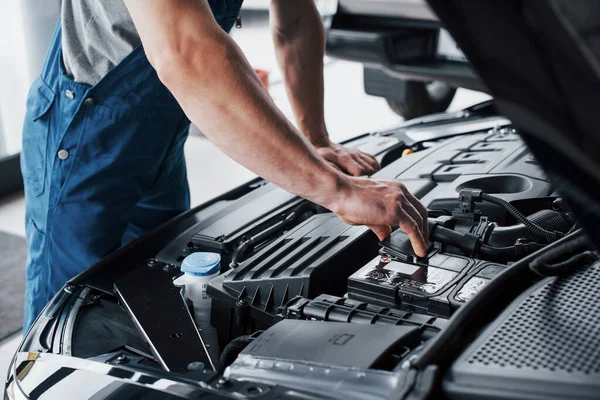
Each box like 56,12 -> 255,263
393,183 -> 428,257
403,190 -> 429,244
359,151 -> 381,171
348,149 -> 381,176
398,217 -> 428,258
352,150 -> 380,174
368,224 -> 393,241
328,170 -> 427,258
316,143 -> 381,177
345,158 -> 365,177
350,153 -> 376,176
338,153 -> 373,177
402,199 -> 424,240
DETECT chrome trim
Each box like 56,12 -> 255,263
404,116 -> 512,142
10,352 -> 208,398
62,287 -> 90,356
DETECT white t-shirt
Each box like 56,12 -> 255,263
61,0 -> 141,86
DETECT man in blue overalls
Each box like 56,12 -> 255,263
21,0 -> 429,330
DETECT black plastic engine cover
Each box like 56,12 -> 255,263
208,213 -> 379,345
240,319 -> 420,369
280,294 -> 448,339
189,184 -> 302,253
226,320 -> 424,400
372,127 -> 553,212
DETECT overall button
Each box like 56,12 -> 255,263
57,149 -> 70,160
83,97 -> 95,106
65,90 -> 75,100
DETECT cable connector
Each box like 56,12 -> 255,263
513,241 -> 546,256
458,188 -> 483,213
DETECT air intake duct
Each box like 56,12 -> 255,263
486,209 -> 574,247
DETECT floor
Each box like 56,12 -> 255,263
0,11 -> 490,378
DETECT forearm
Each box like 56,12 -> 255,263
271,0 -> 329,146
126,0 -> 344,208
124,0 -> 428,255
164,40 -> 341,204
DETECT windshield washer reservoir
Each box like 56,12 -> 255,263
175,252 -> 221,327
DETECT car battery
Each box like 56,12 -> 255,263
347,231 -> 506,317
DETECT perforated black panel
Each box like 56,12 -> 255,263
467,261 -> 600,374
445,261 -> 600,400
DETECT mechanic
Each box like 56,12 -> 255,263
21,0 -> 428,330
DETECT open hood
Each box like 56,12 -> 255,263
426,0 -> 600,249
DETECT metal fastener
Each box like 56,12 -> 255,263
147,259 -> 158,267
65,90 -> 75,100
187,361 -> 204,371
116,355 -> 129,364
57,149 -> 69,160
163,263 -> 175,271
83,97 -> 95,106
216,378 -> 231,388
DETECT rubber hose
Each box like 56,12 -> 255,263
530,251 -> 597,277
479,242 -> 546,262
430,225 -> 480,255
528,209 -> 574,233
479,244 -> 517,258
481,193 -> 560,242
486,224 -> 536,247
529,235 -> 592,276
486,210 -> 574,248
219,335 -> 255,373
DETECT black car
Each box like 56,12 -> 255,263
325,0 -> 475,119
6,1 -> 600,399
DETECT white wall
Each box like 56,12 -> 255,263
0,0 -> 60,157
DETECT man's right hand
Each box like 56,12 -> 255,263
330,176 -> 429,257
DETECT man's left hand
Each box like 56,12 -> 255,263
315,140 -> 381,177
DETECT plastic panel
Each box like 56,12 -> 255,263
207,213 -> 379,346
372,127 -> 553,210
226,320 -> 420,400
444,261 -> 600,400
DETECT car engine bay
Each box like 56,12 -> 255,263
12,105 -> 600,399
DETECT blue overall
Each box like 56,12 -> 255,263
21,1 -> 244,331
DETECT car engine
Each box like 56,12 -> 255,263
14,109 -> 595,400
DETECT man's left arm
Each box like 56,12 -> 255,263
270,0 -> 380,177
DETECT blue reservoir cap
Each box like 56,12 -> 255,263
181,252 -> 221,276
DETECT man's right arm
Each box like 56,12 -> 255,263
123,0 -> 428,255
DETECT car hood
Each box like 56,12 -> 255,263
426,0 -> 600,249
